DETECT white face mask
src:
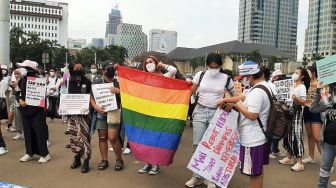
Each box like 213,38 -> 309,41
2,70 -> 7,75
242,77 -> 250,88
146,63 -> 156,73
19,68 -> 27,76
209,68 -> 220,76
292,73 -> 299,81
50,72 -> 55,76
91,68 -> 97,74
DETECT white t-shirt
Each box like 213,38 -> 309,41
193,71 -> 235,108
163,65 -> 177,78
268,80 -> 277,96
293,84 -> 307,107
0,76 -> 9,98
239,81 -> 271,147
47,76 -> 61,96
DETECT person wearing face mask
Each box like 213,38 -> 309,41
16,60 -> 50,163
46,67 -> 61,121
279,67 -> 310,172
310,82 -> 336,188
185,53 -> 236,188
90,63 -> 124,171
11,69 -> 24,140
0,66 -> 9,156
67,61 -> 93,173
136,55 -> 178,176
216,62 -> 272,188
1,65 -> 15,132
85,63 -> 103,83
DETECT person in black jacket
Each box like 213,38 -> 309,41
0,67 -> 8,156
16,60 -> 50,163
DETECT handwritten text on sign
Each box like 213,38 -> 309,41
25,77 -> 46,107
187,109 -> 240,188
91,83 -> 118,112
317,55 -> 336,85
274,79 -> 294,104
58,94 -> 90,115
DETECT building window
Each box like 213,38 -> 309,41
38,25 -> 40,29
55,33 -> 57,38
52,33 -> 54,37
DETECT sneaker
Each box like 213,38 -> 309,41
204,180 -> 216,188
6,126 -> 15,132
269,153 -> 277,159
123,148 -> 131,155
279,157 -> 295,165
302,156 -> 316,164
148,165 -> 160,175
13,133 -> 24,140
138,164 -> 152,174
331,181 -> 336,186
20,154 -> 34,162
291,162 -> 304,172
0,147 -> 8,156
38,155 -> 51,163
109,147 -> 114,152
185,177 -> 203,188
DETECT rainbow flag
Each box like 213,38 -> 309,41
118,66 -> 191,166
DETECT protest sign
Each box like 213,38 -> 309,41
187,109 -> 240,188
274,79 -> 294,104
25,76 -> 46,107
317,55 -> 336,85
58,94 -> 90,115
233,82 -> 243,96
91,83 -> 118,112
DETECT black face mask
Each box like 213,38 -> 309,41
105,68 -> 115,79
71,69 -> 84,77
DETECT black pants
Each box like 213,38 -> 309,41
22,108 -> 49,157
48,96 -> 58,120
0,126 -> 6,148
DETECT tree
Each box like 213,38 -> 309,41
190,57 -> 205,73
247,50 -> 263,65
76,48 -> 95,68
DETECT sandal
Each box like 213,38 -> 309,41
98,160 -> 109,170
115,159 -> 124,171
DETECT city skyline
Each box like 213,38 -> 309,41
52,0 -> 309,60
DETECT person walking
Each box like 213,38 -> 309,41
46,67 -> 61,121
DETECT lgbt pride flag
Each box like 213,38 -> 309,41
118,66 -> 191,166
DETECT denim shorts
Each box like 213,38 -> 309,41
303,106 -> 323,124
96,114 -> 120,130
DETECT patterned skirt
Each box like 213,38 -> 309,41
69,115 -> 91,159
283,108 -> 304,157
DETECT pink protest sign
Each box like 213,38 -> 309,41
25,76 -> 46,107
187,109 -> 240,188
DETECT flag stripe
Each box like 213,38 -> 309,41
122,108 -> 185,135
121,93 -> 189,121
117,66 -> 190,90
128,141 -> 175,166
119,77 -> 190,105
125,124 -> 182,150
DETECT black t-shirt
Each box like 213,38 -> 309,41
324,108 -> 336,145
68,77 -> 92,94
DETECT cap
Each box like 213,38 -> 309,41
17,60 -> 38,70
238,61 -> 260,76
272,70 -> 283,78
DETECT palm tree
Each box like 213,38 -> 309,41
26,32 -> 41,45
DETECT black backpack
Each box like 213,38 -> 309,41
252,85 -> 292,140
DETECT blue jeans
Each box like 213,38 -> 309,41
192,104 -> 217,178
318,142 -> 336,188
271,139 -> 280,153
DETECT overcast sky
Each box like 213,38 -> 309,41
57,0 -> 309,60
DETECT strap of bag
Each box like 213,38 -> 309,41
197,71 -> 206,86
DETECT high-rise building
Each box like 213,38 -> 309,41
238,0 -> 298,60
9,0 -> 69,47
149,29 -> 177,54
303,0 -> 336,59
104,34 -> 116,47
91,38 -> 104,49
116,23 -> 148,59
105,5 -> 122,38
67,38 -> 87,50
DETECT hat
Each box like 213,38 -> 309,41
17,60 -> 38,70
238,61 -> 260,76
1,64 -> 8,70
272,70 -> 283,78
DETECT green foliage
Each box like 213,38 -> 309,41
247,50 -> 263,65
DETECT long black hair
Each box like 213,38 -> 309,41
297,67 -> 310,92
307,62 -> 318,78
206,53 -> 228,74
0,67 -> 3,81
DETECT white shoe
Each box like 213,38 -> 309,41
20,154 -> 34,162
185,177 -> 203,188
38,154 -> 51,163
291,162 -> 304,172
13,133 -> 24,140
331,181 -> 336,186
0,147 -> 8,156
302,156 -> 316,164
204,180 -> 216,188
109,147 -> 114,152
279,157 -> 295,165
123,148 -> 131,155
269,153 -> 277,159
